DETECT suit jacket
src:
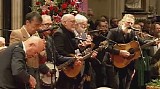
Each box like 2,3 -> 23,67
10,26 -> 39,68
43,35 -> 73,64
10,26 -> 30,44
0,42 -> 30,89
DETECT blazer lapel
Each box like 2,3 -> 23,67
20,27 -> 30,41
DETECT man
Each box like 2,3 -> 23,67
38,15 -> 53,39
0,36 -> 45,89
10,11 -> 42,44
39,15 -> 79,89
92,19 -> 113,88
87,8 -> 96,31
38,14 -> 54,63
9,11 -> 49,89
110,18 -> 119,29
74,14 -> 92,50
93,19 -> 109,47
106,14 -> 145,89
74,14 -> 97,89
53,14 -> 82,89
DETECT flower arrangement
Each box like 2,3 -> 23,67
146,79 -> 160,89
32,0 -> 80,24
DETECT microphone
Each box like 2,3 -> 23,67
38,26 -> 59,33
127,27 -> 140,31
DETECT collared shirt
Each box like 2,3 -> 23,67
22,41 -> 26,54
23,26 -> 31,37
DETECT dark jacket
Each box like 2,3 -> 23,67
53,25 -> 78,63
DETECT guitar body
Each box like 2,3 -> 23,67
63,61 -> 84,77
61,41 -> 108,77
111,41 -> 141,68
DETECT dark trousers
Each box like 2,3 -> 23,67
27,67 -> 41,89
114,62 -> 135,89
56,72 -> 81,89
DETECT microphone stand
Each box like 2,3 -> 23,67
47,36 -> 57,89
134,35 -> 146,67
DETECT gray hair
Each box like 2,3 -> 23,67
75,14 -> 88,23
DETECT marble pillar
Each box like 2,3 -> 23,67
11,0 -> 23,30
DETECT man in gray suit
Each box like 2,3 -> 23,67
0,36 -> 46,89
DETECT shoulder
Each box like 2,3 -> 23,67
110,27 -> 119,32
1,42 -> 24,56
109,27 -> 120,34
54,27 -> 64,37
55,27 -> 63,33
10,29 -> 22,35
11,42 -> 25,54
9,29 -> 23,45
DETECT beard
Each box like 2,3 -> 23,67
157,32 -> 160,38
121,25 -> 131,33
77,27 -> 86,34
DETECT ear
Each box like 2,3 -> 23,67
26,20 -> 30,25
63,21 -> 67,25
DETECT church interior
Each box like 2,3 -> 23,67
0,0 -> 160,89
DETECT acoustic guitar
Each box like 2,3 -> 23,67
58,41 -> 108,77
110,39 -> 159,68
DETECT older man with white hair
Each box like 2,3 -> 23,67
74,14 -> 97,89
74,14 -> 93,49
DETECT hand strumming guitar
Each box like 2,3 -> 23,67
119,50 -> 130,58
74,55 -> 83,66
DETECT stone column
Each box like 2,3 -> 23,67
156,0 -> 160,15
11,0 -> 23,30
0,0 -> 3,36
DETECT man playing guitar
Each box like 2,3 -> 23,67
105,14 -> 159,89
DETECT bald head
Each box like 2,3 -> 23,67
61,14 -> 75,23
61,14 -> 75,31
24,36 -> 45,58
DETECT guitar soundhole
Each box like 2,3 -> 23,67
128,48 -> 135,54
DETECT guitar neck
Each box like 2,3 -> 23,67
57,57 -> 75,70
57,46 -> 103,70
141,40 -> 156,49
82,47 -> 102,61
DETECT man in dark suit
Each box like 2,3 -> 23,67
0,36 -> 46,89
53,14 -> 82,89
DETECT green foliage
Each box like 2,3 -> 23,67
146,79 -> 160,87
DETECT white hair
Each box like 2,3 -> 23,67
75,14 -> 88,23
118,14 -> 135,26
61,14 -> 75,22
41,15 -> 52,24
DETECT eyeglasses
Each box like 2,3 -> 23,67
42,23 -> 52,27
